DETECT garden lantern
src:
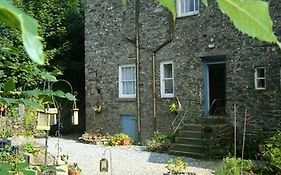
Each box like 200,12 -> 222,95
99,158 -> 108,172
46,107 -> 58,125
72,98 -> 79,125
36,109 -> 50,130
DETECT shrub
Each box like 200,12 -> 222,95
108,133 -> 131,146
215,157 -> 254,175
166,157 -> 188,175
146,131 -> 171,153
263,131 -> 281,173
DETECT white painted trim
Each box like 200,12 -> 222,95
254,67 -> 266,90
119,64 -> 136,98
160,61 -> 174,98
176,0 -> 199,18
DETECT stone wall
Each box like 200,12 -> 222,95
85,0 -> 281,141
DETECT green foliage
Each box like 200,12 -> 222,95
21,142 -> 42,156
263,131 -> 281,174
0,0 -> 44,65
202,0 -> 208,7
157,0 -> 176,20
153,0 -> 280,48
217,0 -> 279,45
122,0 -> 128,5
146,131 -> 171,153
166,157 -> 187,175
109,133 -> 131,146
0,129 -> 12,139
0,163 -> 36,175
215,157 -> 254,175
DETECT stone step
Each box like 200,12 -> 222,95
175,137 -> 205,145
177,130 -> 201,138
181,124 -> 203,131
199,116 -> 227,124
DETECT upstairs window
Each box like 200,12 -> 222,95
160,61 -> 174,98
255,67 -> 266,90
177,0 -> 199,17
119,65 -> 136,98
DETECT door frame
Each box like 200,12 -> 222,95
202,59 -> 226,116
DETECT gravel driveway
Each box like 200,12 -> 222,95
12,136 -> 220,175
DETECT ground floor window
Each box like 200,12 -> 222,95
255,67 -> 266,90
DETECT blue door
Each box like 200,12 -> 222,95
120,115 -> 136,141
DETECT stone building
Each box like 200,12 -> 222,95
85,0 -> 281,142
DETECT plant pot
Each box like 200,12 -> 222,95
121,139 -> 130,145
68,172 -> 80,175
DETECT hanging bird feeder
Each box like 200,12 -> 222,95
72,97 -> 79,125
36,109 -> 50,130
46,107 -> 58,125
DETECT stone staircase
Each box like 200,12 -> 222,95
170,117 -> 233,158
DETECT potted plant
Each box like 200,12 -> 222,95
119,133 -> 131,145
165,157 -> 187,175
68,163 -> 81,175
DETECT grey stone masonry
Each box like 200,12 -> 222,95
85,0 -> 281,141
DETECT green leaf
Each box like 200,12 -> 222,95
3,79 -> 16,92
53,90 -> 66,98
3,97 -> 17,104
217,0 -> 279,45
40,72 -> 58,82
22,89 -> 41,97
157,0 -> 176,20
122,0 -> 128,5
0,0 -> 44,64
202,0 -> 208,6
65,92 -> 76,101
19,98 -> 43,110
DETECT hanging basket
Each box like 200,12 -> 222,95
36,109 -> 50,130
72,108 -> 79,125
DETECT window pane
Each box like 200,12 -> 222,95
195,0 -> 199,11
189,0 -> 194,11
257,68 -> 265,78
164,64 -> 172,78
164,79 -> 173,93
257,79 -> 265,88
122,67 -> 134,80
123,81 -> 135,94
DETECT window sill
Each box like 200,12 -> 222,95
177,11 -> 199,18
161,95 -> 175,98
117,98 -> 136,102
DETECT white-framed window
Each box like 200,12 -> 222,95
119,64 -> 136,98
160,61 -> 174,98
177,0 -> 199,17
255,67 -> 266,90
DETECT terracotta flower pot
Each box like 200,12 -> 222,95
68,172 -> 80,175
121,139 -> 130,145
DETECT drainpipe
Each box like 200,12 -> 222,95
152,13 -> 175,132
135,0 -> 141,142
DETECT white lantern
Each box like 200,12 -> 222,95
46,108 -> 58,125
72,108 -> 79,125
36,110 -> 50,130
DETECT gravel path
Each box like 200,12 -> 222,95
11,136 -> 220,175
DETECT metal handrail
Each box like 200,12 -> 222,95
171,99 -> 200,134
172,110 -> 189,134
